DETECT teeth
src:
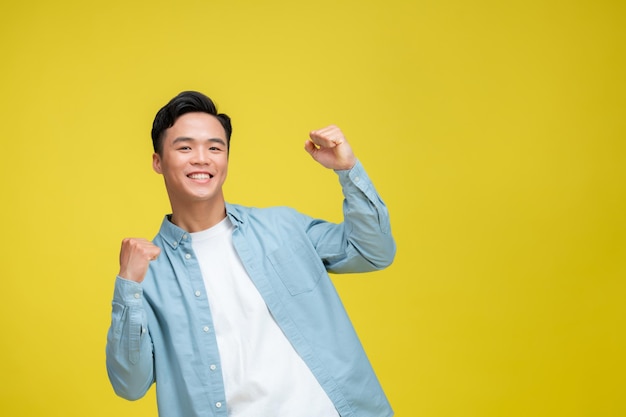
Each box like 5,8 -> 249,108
188,173 -> 211,179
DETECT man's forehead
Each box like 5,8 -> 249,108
166,113 -> 226,137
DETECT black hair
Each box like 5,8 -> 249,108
151,91 -> 232,155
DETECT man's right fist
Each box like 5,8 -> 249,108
118,238 -> 161,283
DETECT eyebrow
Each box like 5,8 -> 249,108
172,137 -> 227,146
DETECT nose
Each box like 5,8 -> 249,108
191,147 -> 211,165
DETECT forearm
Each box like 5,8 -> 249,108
105,276 -> 154,400
338,160 -> 395,269
310,160 -> 396,273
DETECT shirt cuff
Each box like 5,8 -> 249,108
113,276 -> 144,305
336,159 -> 372,193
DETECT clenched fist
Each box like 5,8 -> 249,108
118,238 -> 161,283
305,125 -> 356,171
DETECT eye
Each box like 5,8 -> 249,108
209,146 -> 222,151
178,146 -> 192,151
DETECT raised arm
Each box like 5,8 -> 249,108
304,126 -> 395,273
105,238 -> 160,400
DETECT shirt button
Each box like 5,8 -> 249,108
210,364 -> 217,371
354,176 -> 360,183
216,402 -> 222,408
185,253 -> 191,260
134,293 -> 141,299
194,290 -> 201,297
173,241 -> 177,247
203,326 -> 210,332
182,234 -> 188,240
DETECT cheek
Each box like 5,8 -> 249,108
159,164 -> 179,183
217,157 -> 229,173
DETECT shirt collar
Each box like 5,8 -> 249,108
157,203 -> 244,249
158,215 -> 189,250
225,202 -> 244,226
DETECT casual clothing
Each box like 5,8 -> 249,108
106,160 -> 396,417
191,217 -> 339,416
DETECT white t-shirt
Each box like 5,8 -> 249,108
191,217 -> 339,417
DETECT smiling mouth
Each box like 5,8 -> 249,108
188,173 -> 213,180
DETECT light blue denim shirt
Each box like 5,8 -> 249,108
106,160 -> 396,417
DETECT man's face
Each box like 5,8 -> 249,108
153,112 -> 229,208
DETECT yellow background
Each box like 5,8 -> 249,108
1,0 -> 625,416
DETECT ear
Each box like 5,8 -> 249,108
152,152 -> 163,174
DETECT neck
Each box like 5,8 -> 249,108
169,199 -> 227,233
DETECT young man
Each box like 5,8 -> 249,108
106,91 -> 396,417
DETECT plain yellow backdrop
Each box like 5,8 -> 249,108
1,0 -> 625,416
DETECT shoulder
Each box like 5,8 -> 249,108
227,203 -> 302,218
227,203 -> 311,229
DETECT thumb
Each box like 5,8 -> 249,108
304,140 -> 318,158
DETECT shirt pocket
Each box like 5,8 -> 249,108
268,241 -> 326,295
